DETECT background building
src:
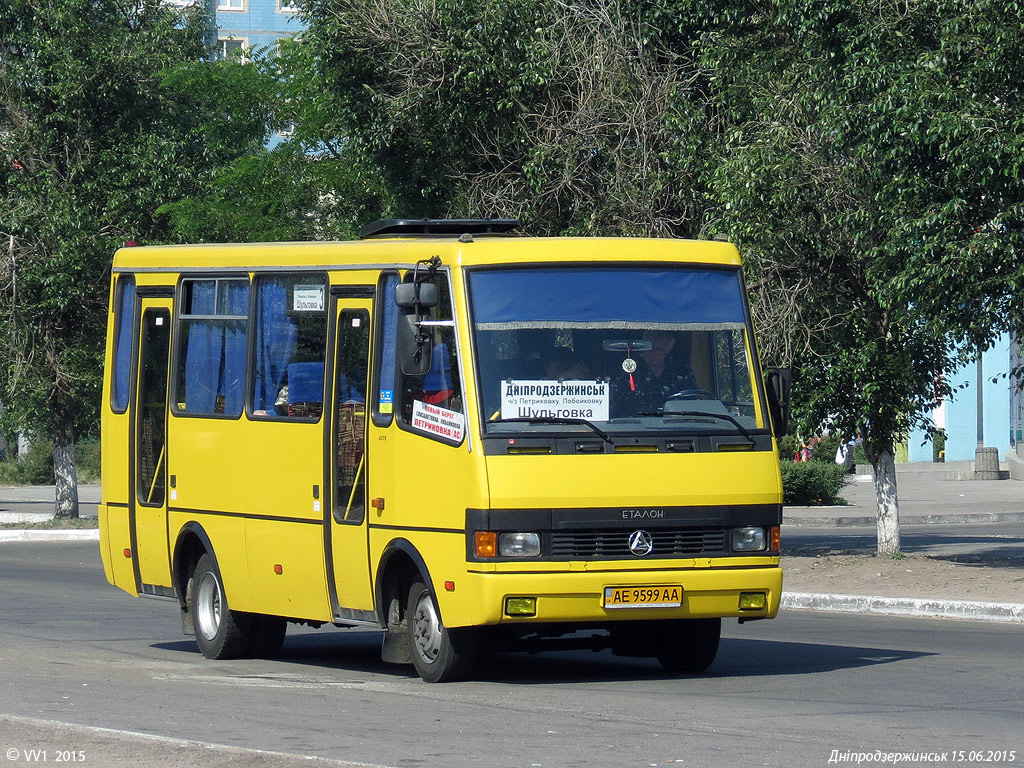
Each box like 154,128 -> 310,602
210,0 -> 304,60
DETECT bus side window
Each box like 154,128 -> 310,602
334,309 -> 370,524
397,273 -> 465,442
372,272 -> 400,426
174,278 -> 248,417
250,275 -> 328,420
111,273 -> 135,413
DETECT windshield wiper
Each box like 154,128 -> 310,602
667,411 -> 755,443
489,417 -> 614,446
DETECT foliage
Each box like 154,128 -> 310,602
157,39 -> 385,243
779,460 -> 847,506
701,0 -> 1024,462
75,440 -> 101,483
810,434 -> 844,465
296,0 -> 717,235
932,429 -> 946,462
0,441 -> 55,485
0,0 -> 273,514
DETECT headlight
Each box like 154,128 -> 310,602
498,532 -> 541,557
731,526 -> 766,552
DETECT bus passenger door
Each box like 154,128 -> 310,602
325,296 -> 375,620
130,296 -> 173,592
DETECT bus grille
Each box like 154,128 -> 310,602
549,528 -> 728,559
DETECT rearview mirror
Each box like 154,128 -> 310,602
602,339 -> 653,352
395,282 -> 438,310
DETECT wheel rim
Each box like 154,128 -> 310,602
410,589 -> 442,665
195,571 -> 222,641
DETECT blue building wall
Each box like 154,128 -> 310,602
214,0 -> 304,52
929,334 -> 1012,463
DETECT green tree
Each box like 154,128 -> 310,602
702,0 -> 1024,553
298,0 -> 717,235
158,37 -> 385,242
0,0 -> 271,516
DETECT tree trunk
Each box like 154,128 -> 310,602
871,448 -> 900,555
52,418 -> 79,519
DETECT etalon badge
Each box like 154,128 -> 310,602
628,530 -> 654,556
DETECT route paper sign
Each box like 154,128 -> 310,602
292,285 -> 325,312
411,400 -> 465,441
500,380 -> 610,421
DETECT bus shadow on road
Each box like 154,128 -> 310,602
155,631 -> 931,684
472,637 -> 932,683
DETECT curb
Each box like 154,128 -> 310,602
0,529 -> 100,542
783,591 -> 1024,623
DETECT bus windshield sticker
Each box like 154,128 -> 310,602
500,380 -> 610,421
379,389 -> 394,414
411,400 -> 465,441
293,285 -> 325,312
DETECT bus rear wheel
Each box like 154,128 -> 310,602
191,553 -> 254,660
655,618 -> 721,674
407,580 -> 478,683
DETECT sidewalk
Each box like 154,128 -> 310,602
782,462 -> 1024,623
784,461 -> 1024,527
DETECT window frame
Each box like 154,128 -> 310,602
246,271 -> 329,424
171,274 -> 251,421
214,37 -> 249,63
110,273 -> 136,414
465,262 -> 771,436
332,307 -> 371,525
371,271 -> 400,428
394,268 -> 467,447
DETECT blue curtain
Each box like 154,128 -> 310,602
183,321 -> 221,414
468,267 -> 747,328
222,321 -> 246,416
183,282 -> 218,414
181,281 -> 248,417
252,280 -> 297,415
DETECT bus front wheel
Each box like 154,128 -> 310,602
407,580 -> 478,683
191,553 -> 253,660
655,617 -> 721,674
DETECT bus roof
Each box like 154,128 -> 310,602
111,236 -> 742,272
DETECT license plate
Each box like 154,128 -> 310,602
603,585 -> 682,609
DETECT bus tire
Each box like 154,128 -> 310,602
407,580 -> 478,683
655,618 -> 721,674
191,553 -> 253,660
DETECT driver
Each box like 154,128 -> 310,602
611,330 -> 697,415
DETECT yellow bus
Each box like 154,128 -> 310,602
98,219 -> 790,682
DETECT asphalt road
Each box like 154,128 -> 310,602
0,541 -> 1021,768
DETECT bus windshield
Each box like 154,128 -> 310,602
467,265 -> 764,435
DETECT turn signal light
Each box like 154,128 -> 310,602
769,526 -> 781,551
475,531 -> 497,558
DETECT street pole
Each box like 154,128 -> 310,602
975,347 -> 1001,480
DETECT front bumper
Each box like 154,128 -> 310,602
444,561 -> 783,627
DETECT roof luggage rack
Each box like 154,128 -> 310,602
358,218 -> 521,240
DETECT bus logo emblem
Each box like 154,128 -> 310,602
628,530 -> 654,557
